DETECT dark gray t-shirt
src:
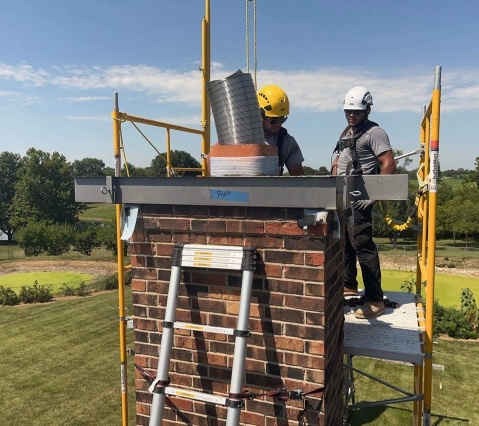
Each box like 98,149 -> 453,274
336,126 -> 392,175
264,129 -> 304,172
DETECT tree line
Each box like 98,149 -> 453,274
1,148 -> 479,255
0,148 -> 202,254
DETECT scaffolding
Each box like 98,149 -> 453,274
77,2 -> 441,424
343,66 -> 441,426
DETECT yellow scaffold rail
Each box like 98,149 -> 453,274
111,3 -> 212,424
413,66 -> 441,426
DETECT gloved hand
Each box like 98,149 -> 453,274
352,199 -> 375,211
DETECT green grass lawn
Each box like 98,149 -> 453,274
356,268 -> 479,308
80,203 -> 115,221
1,271 -> 94,293
0,288 -> 136,426
0,287 -> 477,425
348,338 -> 479,425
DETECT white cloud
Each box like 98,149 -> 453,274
1,62 -> 478,113
64,115 -> 110,121
0,63 -> 49,86
65,96 -> 111,102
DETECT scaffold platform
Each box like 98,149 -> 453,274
344,291 -> 424,365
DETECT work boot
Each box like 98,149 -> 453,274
344,286 -> 359,297
355,301 -> 385,319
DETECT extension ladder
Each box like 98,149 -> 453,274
148,243 -> 256,426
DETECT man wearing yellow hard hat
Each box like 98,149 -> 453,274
257,85 -> 304,176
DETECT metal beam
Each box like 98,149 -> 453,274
75,175 -> 408,210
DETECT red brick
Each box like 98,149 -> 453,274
226,219 -> 265,234
275,336 -> 304,352
306,223 -> 328,236
157,217 -> 190,230
244,235 -> 284,248
305,251 -> 325,266
263,249 -> 304,265
153,242 -> 174,256
265,221 -> 306,236
284,294 -> 324,312
306,340 -> 325,356
131,256 -> 146,267
131,279 -> 146,292
284,265 -> 324,281
190,219 -> 226,232
207,236 -> 244,246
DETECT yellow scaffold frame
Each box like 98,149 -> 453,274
416,65 -> 441,426
112,3 -> 211,425
109,0 -> 441,423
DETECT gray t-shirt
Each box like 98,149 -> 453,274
336,126 -> 392,175
264,129 -> 304,172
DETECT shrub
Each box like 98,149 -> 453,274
400,272 -> 415,293
460,288 -> 479,332
61,283 -> 76,296
45,224 -> 74,256
0,286 -> 20,306
76,282 -> 91,297
73,225 -> 101,256
433,299 -> 478,339
16,222 -> 74,257
19,281 -> 54,304
102,275 -> 119,290
19,285 -> 36,303
16,222 -> 47,256
96,270 -> 132,291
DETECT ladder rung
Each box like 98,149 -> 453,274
178,244 -> 254,271
180,258 -> 244,270
165,386 -> 228,406
174,322 -> 236,336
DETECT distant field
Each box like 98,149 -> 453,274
442,177 -> 464,190
80,203 -> 115,221
1,272 -> 93,293
357,269 -> 479,308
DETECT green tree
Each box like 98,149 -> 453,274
0,152 -> 22,241
302,166 -> 330,175
150,150 -> 201,177
16,221 -> 75,256
72,157 -> 106,177
10,148 -> 84,228
464,157 -> 479,187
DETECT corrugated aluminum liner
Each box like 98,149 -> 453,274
206,70 -> 265,145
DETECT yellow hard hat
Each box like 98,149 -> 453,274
257,85 -> 290,117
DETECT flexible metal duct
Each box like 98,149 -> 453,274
206,70 -> 265,145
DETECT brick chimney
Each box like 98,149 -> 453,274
130,204 -> 345,425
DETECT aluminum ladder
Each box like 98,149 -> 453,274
148,243 -> 256,426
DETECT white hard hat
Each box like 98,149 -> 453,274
343,86 -> 373,110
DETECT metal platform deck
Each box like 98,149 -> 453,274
344,291 -> 424,365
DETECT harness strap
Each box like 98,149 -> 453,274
277,127 -> 287,175
334,120 -> 379,175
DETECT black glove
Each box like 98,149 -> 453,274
352,200 -> 375,211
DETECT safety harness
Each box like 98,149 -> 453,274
277,127 -> 287,176
333,120 -> 379,175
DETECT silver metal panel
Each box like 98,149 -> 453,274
75,174 -> 408,209
353,174 -> 409,201
344,291 -> 424,365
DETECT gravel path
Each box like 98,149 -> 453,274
0,260 -> 118,279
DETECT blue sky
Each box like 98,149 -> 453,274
1,0 -> 479,172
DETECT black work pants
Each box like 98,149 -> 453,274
344,205 -> 383,302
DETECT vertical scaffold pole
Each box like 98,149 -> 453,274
201,0 -> 211,176
423,66 -> 442,425
112,92 -> 129,426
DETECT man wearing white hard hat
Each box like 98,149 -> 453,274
332,86 -> 396,319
